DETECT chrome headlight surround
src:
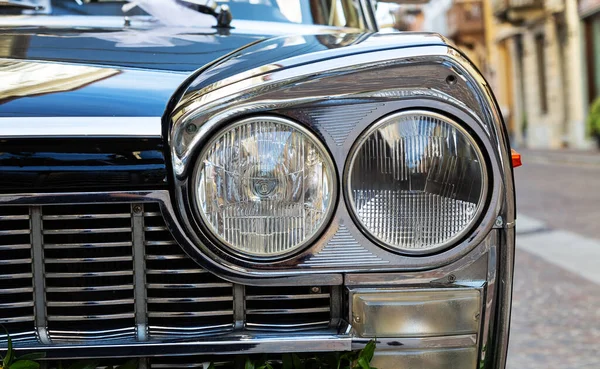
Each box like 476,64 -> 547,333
190,115 -> 338,260
344,110 -> 489,255
167,35 -> 513,282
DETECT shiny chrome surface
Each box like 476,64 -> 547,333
166,35 -> 513,287
0,199 -> 337,350
350,288 -> 481,337
11,327 -> 354,359
0,117 -> 162,137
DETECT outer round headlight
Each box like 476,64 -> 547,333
194,116 -> 337,258
346,110 -> 487,254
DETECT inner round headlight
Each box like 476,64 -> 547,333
346,110 -> 487,254
194,116 -> 336,258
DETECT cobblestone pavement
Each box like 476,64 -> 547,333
508,154 -> 600,368
507,248 -> 600,369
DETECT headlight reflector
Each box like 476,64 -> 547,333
195,116 -> 336,258
346,111 -> 486,254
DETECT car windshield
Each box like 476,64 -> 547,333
1,0 -> 365,29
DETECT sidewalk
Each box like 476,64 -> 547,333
517,148 -> 600,166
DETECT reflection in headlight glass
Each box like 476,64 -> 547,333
347,112 -> 485,253
196,117 -> 335,257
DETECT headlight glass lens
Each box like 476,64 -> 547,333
195,116 -> 336,258
347,111 -> 486,254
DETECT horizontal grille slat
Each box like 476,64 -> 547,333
47,299 -> 134,307
46,285 -> 134,292
0,205 -> 36,346
42,203 -> 136,343
148,311 -> 234,318
49,313 -> 136,321
0,273 -> 33,280
42,214 -> 131,220
44,241 -> 133,249
46,271 -> 134,278
43,227 -> 132,235
0,258 -> 32,264
246,307 -> 331,315
45,256 -> 133,263
246,293 -> 330,301
147,297 -> 233,303
144,203 -> 235,340
147,269 -> 207,275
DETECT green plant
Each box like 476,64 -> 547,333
587,96 -> 600,137
1,328 -> 45,369
243,340 -> 377,369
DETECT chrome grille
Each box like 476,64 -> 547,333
246,286 -> 332,331
0,206 -> 35,345
0,202 -> 335,347
144,204 -> 234,338
42,204 -> 136,342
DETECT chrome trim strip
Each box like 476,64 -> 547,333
30,206 -> 51,345
233,284 -> 245,330
351,335 -> 477,351
495,227 -> 515,369
133,203 -> 148,342
14,328 -> 353,359
0,117 -> 162,138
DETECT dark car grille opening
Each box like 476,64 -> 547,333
245,286 -> 332,331
144,204 -> 235,338
0,202 -> 336,348
42,204 -> 136,342
0,206 -> 35,345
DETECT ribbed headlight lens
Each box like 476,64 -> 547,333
194,116 -> 336,258
346,111 -> 487,254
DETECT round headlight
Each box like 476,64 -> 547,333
346,110 -> 487,254
194,116 -> 336,258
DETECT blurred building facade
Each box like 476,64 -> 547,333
488,0 -> 586,149
421,0 -> 599,149
580,0 -> 600,108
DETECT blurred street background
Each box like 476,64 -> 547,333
375,0 -> 600,367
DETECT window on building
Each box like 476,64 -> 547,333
535,33 -> 548,115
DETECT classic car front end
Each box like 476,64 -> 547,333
0,1 -> 515,368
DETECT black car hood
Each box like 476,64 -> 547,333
0,17 -> 357,117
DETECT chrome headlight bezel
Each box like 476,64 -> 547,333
344,110 -> 490,256
189,115 -> 339,261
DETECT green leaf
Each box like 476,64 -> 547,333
292,354 -> 304,369
244,358 -> 255,369
16,353 -> 46,362
356,358 -> 370,369
207,363 -> 215,369
359,340 -> 376,363
2,328 -> 13,367
66,360 -> 100,369
280,354 -> 292,369
9,360 -> 40,369
117,359 -> 138,369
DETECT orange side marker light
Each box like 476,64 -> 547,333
511,149 -> 522,168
